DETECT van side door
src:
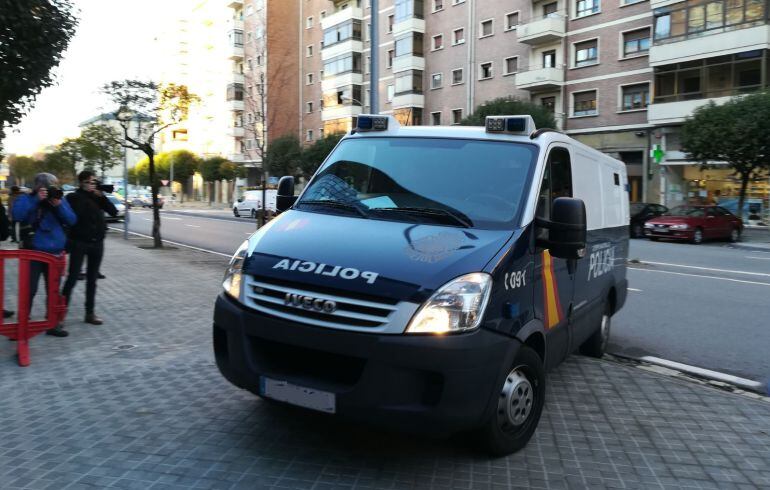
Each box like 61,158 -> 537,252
534,146 -> 576,371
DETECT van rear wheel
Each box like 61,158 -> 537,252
580,302 -> 611,358
477,345 -> 545,456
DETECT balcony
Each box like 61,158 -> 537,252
228,44 -> 244,60
650,0 -> 685,8
321,72 -> 364,91
648,96 -> 733,125
321,7 -> 363,30
227,0 -> 242,8
515,66 -> 565,90
227,126 -> 245,138
231,72 -> 244,84
227,99 -> 244,111
392,93 -> 424,109
228,153 -> 245,163
231,19 -> 244,31
321,39 -> 364,61
392,55 -> 425,73
517,15 -> 566,45
650,25 -> 770,66
393,18 -> 426,36
322,105 -> 363,122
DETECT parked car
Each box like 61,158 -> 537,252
644,205 -> 743,244
127,194 -> 164,209
233,189 -> 277,218
106,195 -> 125,222
629,203 -> 668,238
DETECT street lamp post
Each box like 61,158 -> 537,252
117,106 -> 133,241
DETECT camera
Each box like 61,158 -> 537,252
94,180 -> 114,193
47,186 -> 64,200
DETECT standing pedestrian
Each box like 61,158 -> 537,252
13,173 -> 77,337
61,170 -> 117,325
0,198 -> 13,318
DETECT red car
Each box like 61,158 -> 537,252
644,205 -> 743,244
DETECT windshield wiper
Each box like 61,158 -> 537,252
298,199 -> 369,219
371,206 -> 472,228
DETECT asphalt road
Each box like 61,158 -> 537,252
116,210 -> 770,384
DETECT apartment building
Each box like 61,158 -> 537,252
231,0 -> 769,206
646,0 -> 769,208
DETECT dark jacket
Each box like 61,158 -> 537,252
0,201 -> 9,241
13,193 -> 77,253
66,189 -> 117,243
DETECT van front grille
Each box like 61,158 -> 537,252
242,276 -> 419,334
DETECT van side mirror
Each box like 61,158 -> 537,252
237,197 -> 243,203
536,197 -> 587,260
276,176 -> 296,212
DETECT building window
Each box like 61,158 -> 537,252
541,96 -> 556,113
306,130 -> 313,141
323,85 -> 363,108
433,0 -> 444,11
394,0 -> 426,23
319,128 -> 325,138
623,28 -> 650,57
307,101 -> 314,113
388,14 -> 394,32
430,112 -> 441,125
543,50 -> 557,68
543,2 -> 558,17
320,10 -> 326,19
479,62 -> 493,80
451,109 -> 463,124
323,52 -> 363,78
452,28 -> 465,45
621,84 -> 650,110
323,19 -> 363,48
257,55 -> 263,65
504,56 -> 518,75
227,83 -> 244,101
452,68 -> 464,84
574,39 -> 598,67
480,19 -> 493,37
452,0 -> 465,5
653,0 -> 765,42
387,84 -> 395,102
306,17 -> 313,29
575,0 -> 600,17
306,45 -> 313,57
306,73 -> 314,85
573,90 -> 597,116
230,29 -> 244,47
431,72 -> 443,89
395,32 -> 424,58
505,12 -> 520,30
395,69 -> 424,95
245,5 -> 253,15
387,49 -> 394,68
432,34 -> 443,50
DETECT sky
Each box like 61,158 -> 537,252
3,0 -> 181,155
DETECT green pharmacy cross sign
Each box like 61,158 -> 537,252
651,144 -> 666,164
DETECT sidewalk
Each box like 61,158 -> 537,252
1,233 -> 769,489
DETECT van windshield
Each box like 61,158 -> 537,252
296,137 -> 538,229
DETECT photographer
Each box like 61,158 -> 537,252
61,170 -> 117,326
13,173 -> 77,337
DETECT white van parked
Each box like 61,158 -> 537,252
233,189 -> 277,218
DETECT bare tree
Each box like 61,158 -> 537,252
102,80 -> 198,248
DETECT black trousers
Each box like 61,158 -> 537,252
28,261 -> 50,315
62,240 -> 104,314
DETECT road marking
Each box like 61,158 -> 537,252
185,224 -> 201,228
164,216 -> 182,220
629,267 -> 770,287
639,356 -> 765,393
746,256 -> 770,260
107,227 -> 232,258
638,260 -> 770,278
628,288 -> 642,292
245,232 -> 252,236
142,218 -> 151,221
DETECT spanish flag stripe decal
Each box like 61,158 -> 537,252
541,251 -> 564,329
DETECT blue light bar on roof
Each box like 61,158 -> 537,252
355,115 -> 389,131
485,115 -> 536,135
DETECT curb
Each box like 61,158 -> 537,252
161,209 -> 253,224
607,353 -> 769,398
728,242 -> 770,252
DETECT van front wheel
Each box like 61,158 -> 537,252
580,302 -> 611,358
477,345 -> 545,456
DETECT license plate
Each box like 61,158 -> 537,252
655,227 -> 669,232
260,377 -> 336,413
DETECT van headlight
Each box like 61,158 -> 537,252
406,273 -> 493,334
223,240 -> 249,301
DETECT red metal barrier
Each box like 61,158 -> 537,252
0,250 -> 68,366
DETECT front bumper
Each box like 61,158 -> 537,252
644,228 -> 693,240
213,293 -> 520,435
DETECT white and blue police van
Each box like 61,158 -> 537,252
214,115 -> 629,455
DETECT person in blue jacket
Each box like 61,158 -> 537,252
13,173 -> 77,337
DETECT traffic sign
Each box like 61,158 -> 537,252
161,180 -> 169,186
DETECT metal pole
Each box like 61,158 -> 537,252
370,0 -> 379,113
170,160 -> 174,206
123,143 -> 129,240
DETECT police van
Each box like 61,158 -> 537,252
214,115 -> 628,455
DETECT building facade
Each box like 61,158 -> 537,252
227,0 -> 769,209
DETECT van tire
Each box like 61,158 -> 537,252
729,227 -> 740,242
580,302 -> 611,358
233,208 -> 240,217
477,345 -> 545,456
692,227 -> 704,244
